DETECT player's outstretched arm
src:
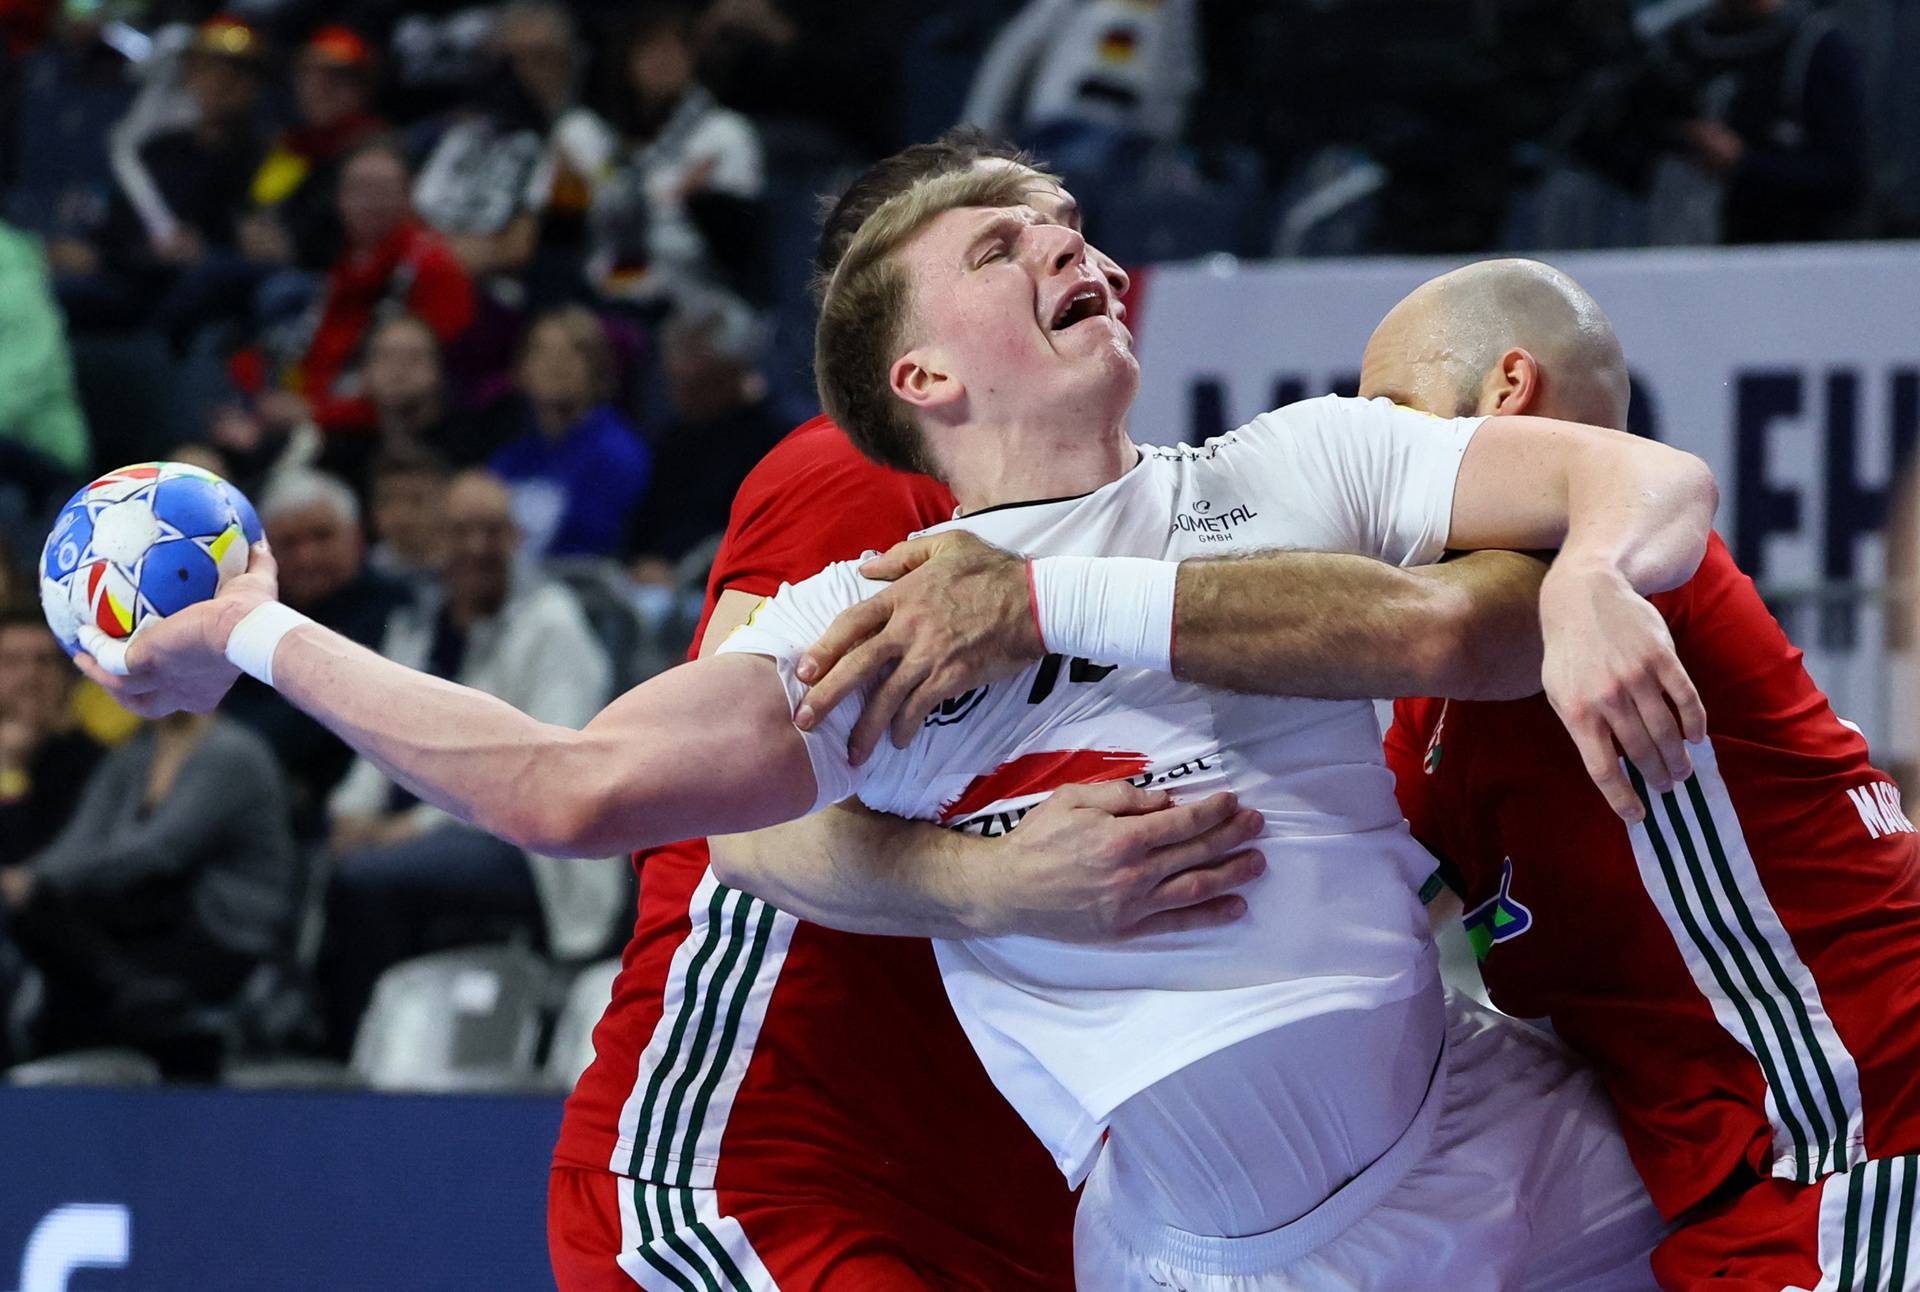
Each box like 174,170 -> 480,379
77,550 -> 819,858
709,783 -> 1265,941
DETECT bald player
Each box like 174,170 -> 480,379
801,258 -> 1920,1292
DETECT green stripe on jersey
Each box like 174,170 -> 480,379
1683,777 -> 1853,1175
1632,767 -> 1820,1177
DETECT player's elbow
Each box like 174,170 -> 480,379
1408,576 -> 1544,701
1404,580 -> 1484,696
484,748 -> 630,859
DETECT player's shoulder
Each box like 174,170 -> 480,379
1158,394 -> 1411,462
718,555 -> 885,659
732,415 -> 952,525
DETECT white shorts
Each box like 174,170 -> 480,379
1074,993 -> 1669,1291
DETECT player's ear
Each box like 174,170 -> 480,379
889,348 -> 963,415
1486,348 -> 1541,417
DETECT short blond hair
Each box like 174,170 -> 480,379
814,163 -> 1060,477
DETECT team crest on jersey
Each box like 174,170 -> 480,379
1462,858 -> 1532,961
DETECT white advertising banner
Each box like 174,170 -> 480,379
1128,243 -> 1920,756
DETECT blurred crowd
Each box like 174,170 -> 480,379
0,0 -> 1914,1079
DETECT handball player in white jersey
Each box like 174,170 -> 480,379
81,164 -> 1707,1288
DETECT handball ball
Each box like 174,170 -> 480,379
38,461 -> 257,658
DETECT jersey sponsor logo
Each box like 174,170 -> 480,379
942,752 -> 1224,836
923,686 -> 989,728
1171,498 -> 1260,543
1845,780 -> 1916,840
1462,858 -> 1532,961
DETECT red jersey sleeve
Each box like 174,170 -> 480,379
688,415 -> 955,651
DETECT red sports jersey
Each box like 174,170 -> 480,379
1385,533 -> 1920,1222
554,416 -> 1079,1287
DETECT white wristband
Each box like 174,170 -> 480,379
223,602 -> 313,687
1028,556 -> 1180,674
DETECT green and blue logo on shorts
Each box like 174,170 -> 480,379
1462,858 -> 1532,962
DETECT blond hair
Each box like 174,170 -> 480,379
814,163 -> 1060,476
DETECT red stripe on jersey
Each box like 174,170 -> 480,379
1388,534 -> 1920,1220
939,749 -> 1149,823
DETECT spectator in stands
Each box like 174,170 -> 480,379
694,0 -> 912,157
295,139 -> 476,442
204,392 -> 322,505
321,469 -> 622,1050
489,306 -> 650,560
577,3 -> 765,303
1,2 -> 136,242
359,312 -> 501,468
154,24 -> 385,350
223,471 -> 409,838
962,0 -> 1201,179
51,16 -> 267,332
1576,0 -> 1868,243
0,706 -> 296,1075
366,441 -> 450,594
413,2 -> 582,290
243,25 -> 385,274
626,289 -> 780,580
0,220 -> 90,546
0,604 -> 105,869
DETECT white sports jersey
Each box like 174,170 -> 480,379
719,395 -> 1484,1182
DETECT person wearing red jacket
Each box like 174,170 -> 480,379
297,139 -> 474,439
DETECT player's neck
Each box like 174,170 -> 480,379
944,417 -> 1138,515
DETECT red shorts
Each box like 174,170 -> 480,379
548,1166 -> 1075,1291
1652,1155 -> 1920,1291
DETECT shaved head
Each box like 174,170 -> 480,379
1360,258 -> 1630,430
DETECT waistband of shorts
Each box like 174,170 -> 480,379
1105,1033 -> 1449,1276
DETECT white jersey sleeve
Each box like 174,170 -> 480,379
713,560 -> 883,812
1213,394 -> 1482,567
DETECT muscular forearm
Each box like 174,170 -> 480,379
708,803 -> 993,938
269,624 -> 605,853
266,626 -> 812,857
1170,549 -> 1547,700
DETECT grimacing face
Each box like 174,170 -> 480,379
976,163 -> 1130,303
890,203 -> 1138,434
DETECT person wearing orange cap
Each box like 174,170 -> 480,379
153,22 -> 387,351
236,24 -> 385,273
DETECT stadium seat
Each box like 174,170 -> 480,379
349,944 -> 552,1093
5,1048 -> 163,1087
545,957 -> 621,1092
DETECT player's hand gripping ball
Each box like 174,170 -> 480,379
38,462 -> 262,658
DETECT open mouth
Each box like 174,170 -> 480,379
1049,284 -> 1109,331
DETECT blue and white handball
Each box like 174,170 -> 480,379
39,461 -> 256,658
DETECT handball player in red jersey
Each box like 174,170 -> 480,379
1370,262 -> 1920,1292
547,132 -> 1267,1292
798,256 -> 1920,1289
